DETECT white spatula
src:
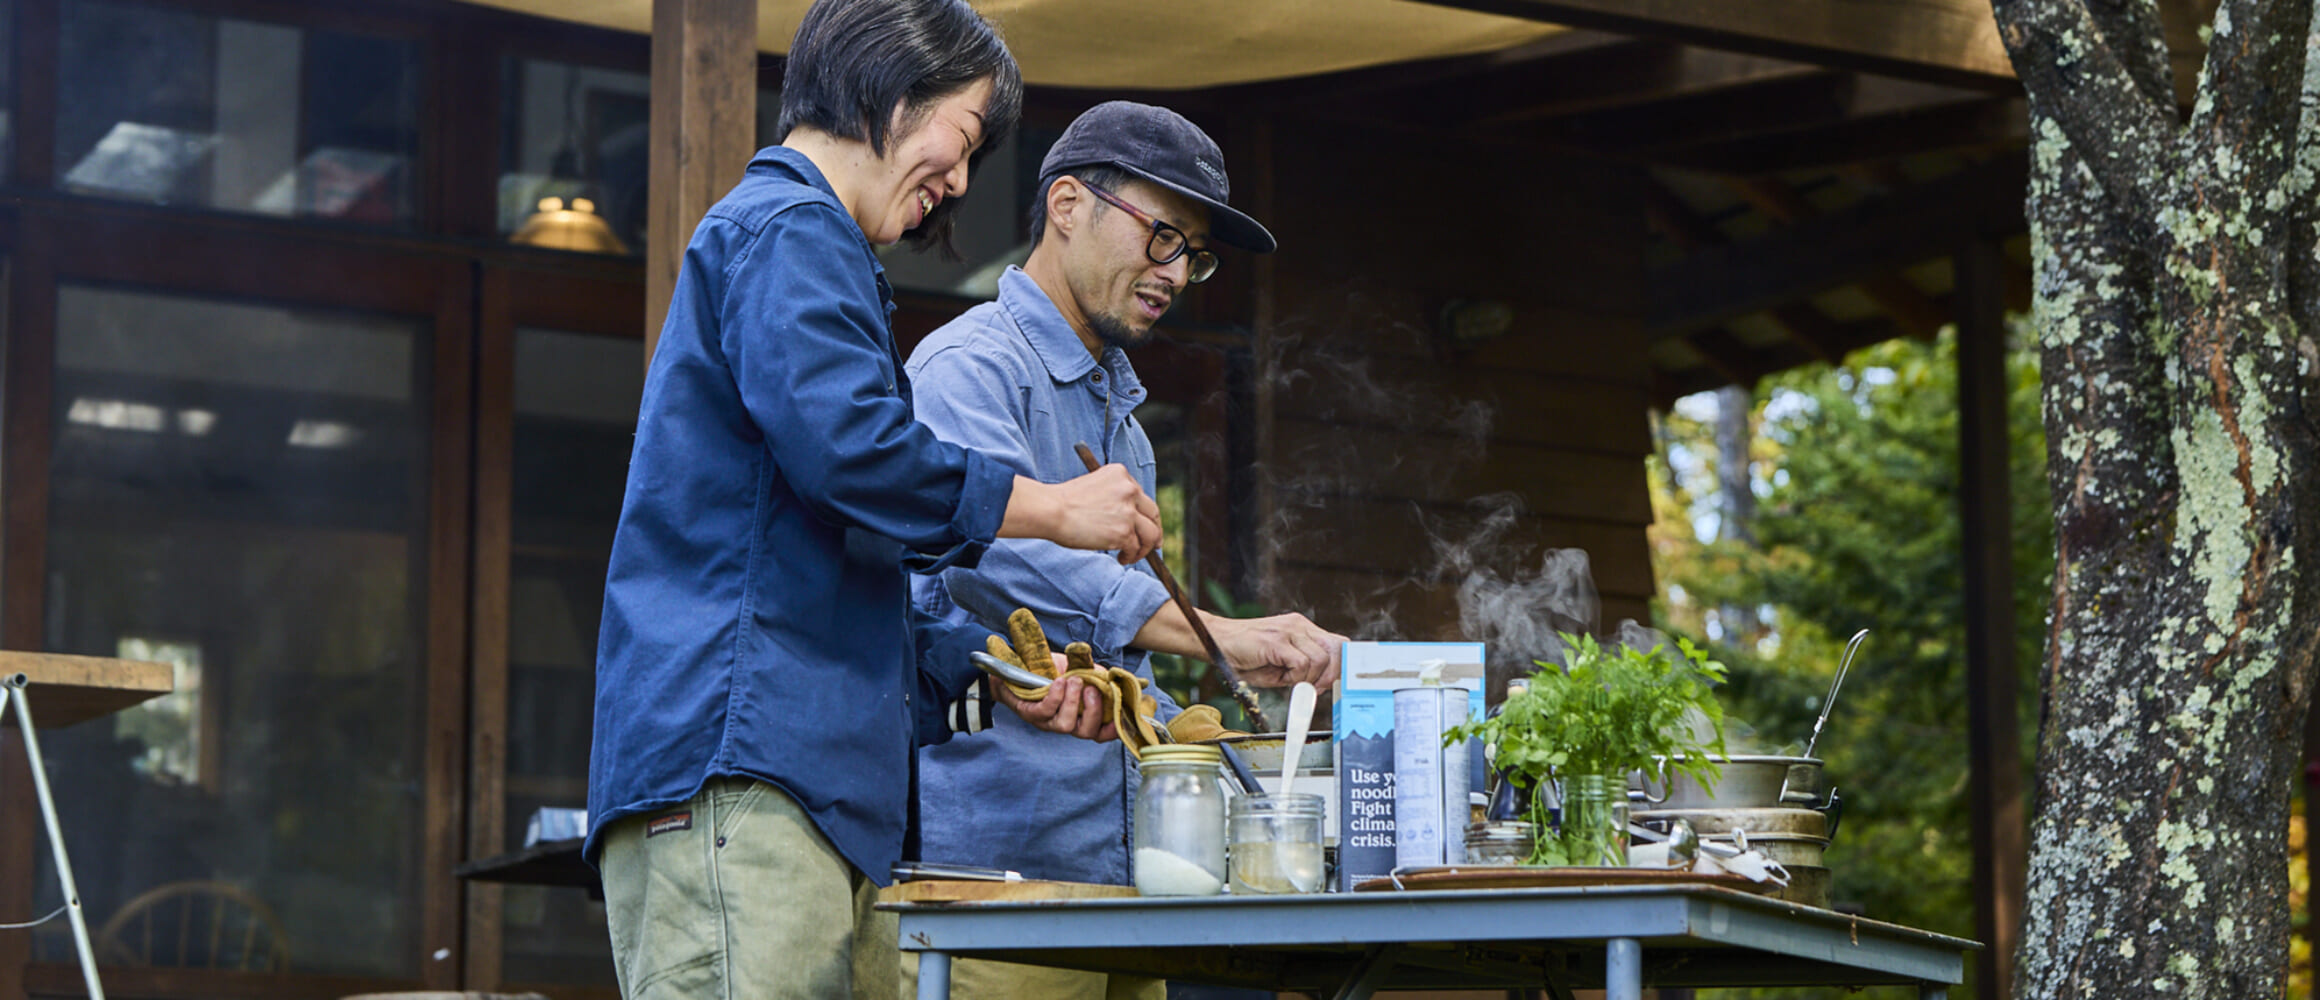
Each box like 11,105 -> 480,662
1277,682 -> 1317,800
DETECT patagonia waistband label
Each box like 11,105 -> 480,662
646,812 -> 694,838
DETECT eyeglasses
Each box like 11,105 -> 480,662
1079,181 -> 1220,284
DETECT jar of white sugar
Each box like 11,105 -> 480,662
1132,744 -> 1227,896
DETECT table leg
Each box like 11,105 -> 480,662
1331,945 -> 1399,1000
916,951 -> 951,1000
1604,938 -> 1641,1000
1918,986 -> 1948,1000
7,678 -> 105,1000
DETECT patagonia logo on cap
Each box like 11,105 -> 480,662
646,812 -> 694,838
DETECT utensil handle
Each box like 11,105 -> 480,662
1217,742 -> 1266,796
1801,629 -> 1868,760
1074,442 -> 1273,733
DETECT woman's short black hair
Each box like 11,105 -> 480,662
1026,164 -> 1133,249
777,0 -> 1022,255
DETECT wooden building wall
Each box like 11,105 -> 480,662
1250,120 -> 1658,652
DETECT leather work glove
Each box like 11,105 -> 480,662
1163,704 -> 1250,744
987,609 -> 1166,755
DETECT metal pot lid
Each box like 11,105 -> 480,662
1632,806 -> 1829,839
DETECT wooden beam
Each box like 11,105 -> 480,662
1656,313 -> 1902,401
1727,177 -> 1950,338
1355,40 -> 1823,128
1222,30 -> 1635,112
1956,237 -> 2024,1000
1656,95 -> 2026,175
1646,153 -> 2027,340
1402,0 -> 2018,91
646,0 -> 757,363
1520,70 -> 1853,153
1644,180 -> 1856,362
1680,328 -> 1766,386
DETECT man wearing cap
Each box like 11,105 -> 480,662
900,101 -> 1344,1000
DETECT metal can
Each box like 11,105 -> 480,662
1392,684 -> 1472,868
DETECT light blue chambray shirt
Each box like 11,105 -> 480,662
907,266 -> 1184,884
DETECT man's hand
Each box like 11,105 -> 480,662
1208,613 -> 1344,691
998,467 -> 1162,566
996,653 -> 1117,742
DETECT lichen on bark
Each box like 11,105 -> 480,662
1994,0 -> 2320,996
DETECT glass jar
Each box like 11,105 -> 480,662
1133,745 -> 1227,896
1464,820 -> 1537,866
1228,793 -> 1325,894
1559,773 -> 1630,867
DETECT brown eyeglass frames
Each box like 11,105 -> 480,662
1078,180 -> 1220,284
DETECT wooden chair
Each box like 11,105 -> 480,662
94,879 -> 289,973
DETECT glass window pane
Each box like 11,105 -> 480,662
500,327 -> 639,987
500,58 -> 649,256
34,285 -> 430,980
55,0 -> 419,225
754,85 -> 780,151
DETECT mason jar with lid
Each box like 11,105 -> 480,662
1133,744 -> 1227,896
1229,792 -> 1325,893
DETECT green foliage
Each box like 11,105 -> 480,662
1449,631 -> 1730,865
1653,328 -> 2050,1000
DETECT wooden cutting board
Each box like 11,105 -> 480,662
879,878 -> 1142,904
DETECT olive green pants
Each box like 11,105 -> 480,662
602,776 -> 898,1000
901,951 -> 1165,1000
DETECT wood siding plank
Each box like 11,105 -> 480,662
1406,0 -> 2017,90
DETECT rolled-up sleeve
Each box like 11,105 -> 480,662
911,604 -> 991,746
715,206 -> 1012,565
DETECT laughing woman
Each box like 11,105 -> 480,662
586,1 -> 1163,998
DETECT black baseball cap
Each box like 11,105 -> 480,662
1037,101 -> 1276,254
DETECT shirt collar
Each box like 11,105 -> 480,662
750,145 -> 888,284
997,268 -> 1146,404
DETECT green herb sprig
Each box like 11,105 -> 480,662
1448,631 -> 1730,865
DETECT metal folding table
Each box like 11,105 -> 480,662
3,654 -> 176,1000
888,884 -> 1976,1000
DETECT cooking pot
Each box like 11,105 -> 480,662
1204,732 -> 1332,772
1698,833 -> 1826,869
1630,754 -> 1822,809
1632,806 -> 1828,840
1769,864 -> 1831,908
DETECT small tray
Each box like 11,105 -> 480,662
1353,865 -> 1777,894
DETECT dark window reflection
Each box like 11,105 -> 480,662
500,59 -> 649,256
55,0 -> 417,224
499,328 -> 639,987
35,285 -> 429,979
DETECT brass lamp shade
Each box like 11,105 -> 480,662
512,196 -> 629,255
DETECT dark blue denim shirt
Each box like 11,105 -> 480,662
586,147 -> 1015,882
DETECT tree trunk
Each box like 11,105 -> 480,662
1994,0 -> 2320,996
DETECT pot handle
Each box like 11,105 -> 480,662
1627,760 -> 1671,805
1814,787 -> 1843,842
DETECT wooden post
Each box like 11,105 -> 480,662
646,0 -> 757,363
1956,237 -> 2024,998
